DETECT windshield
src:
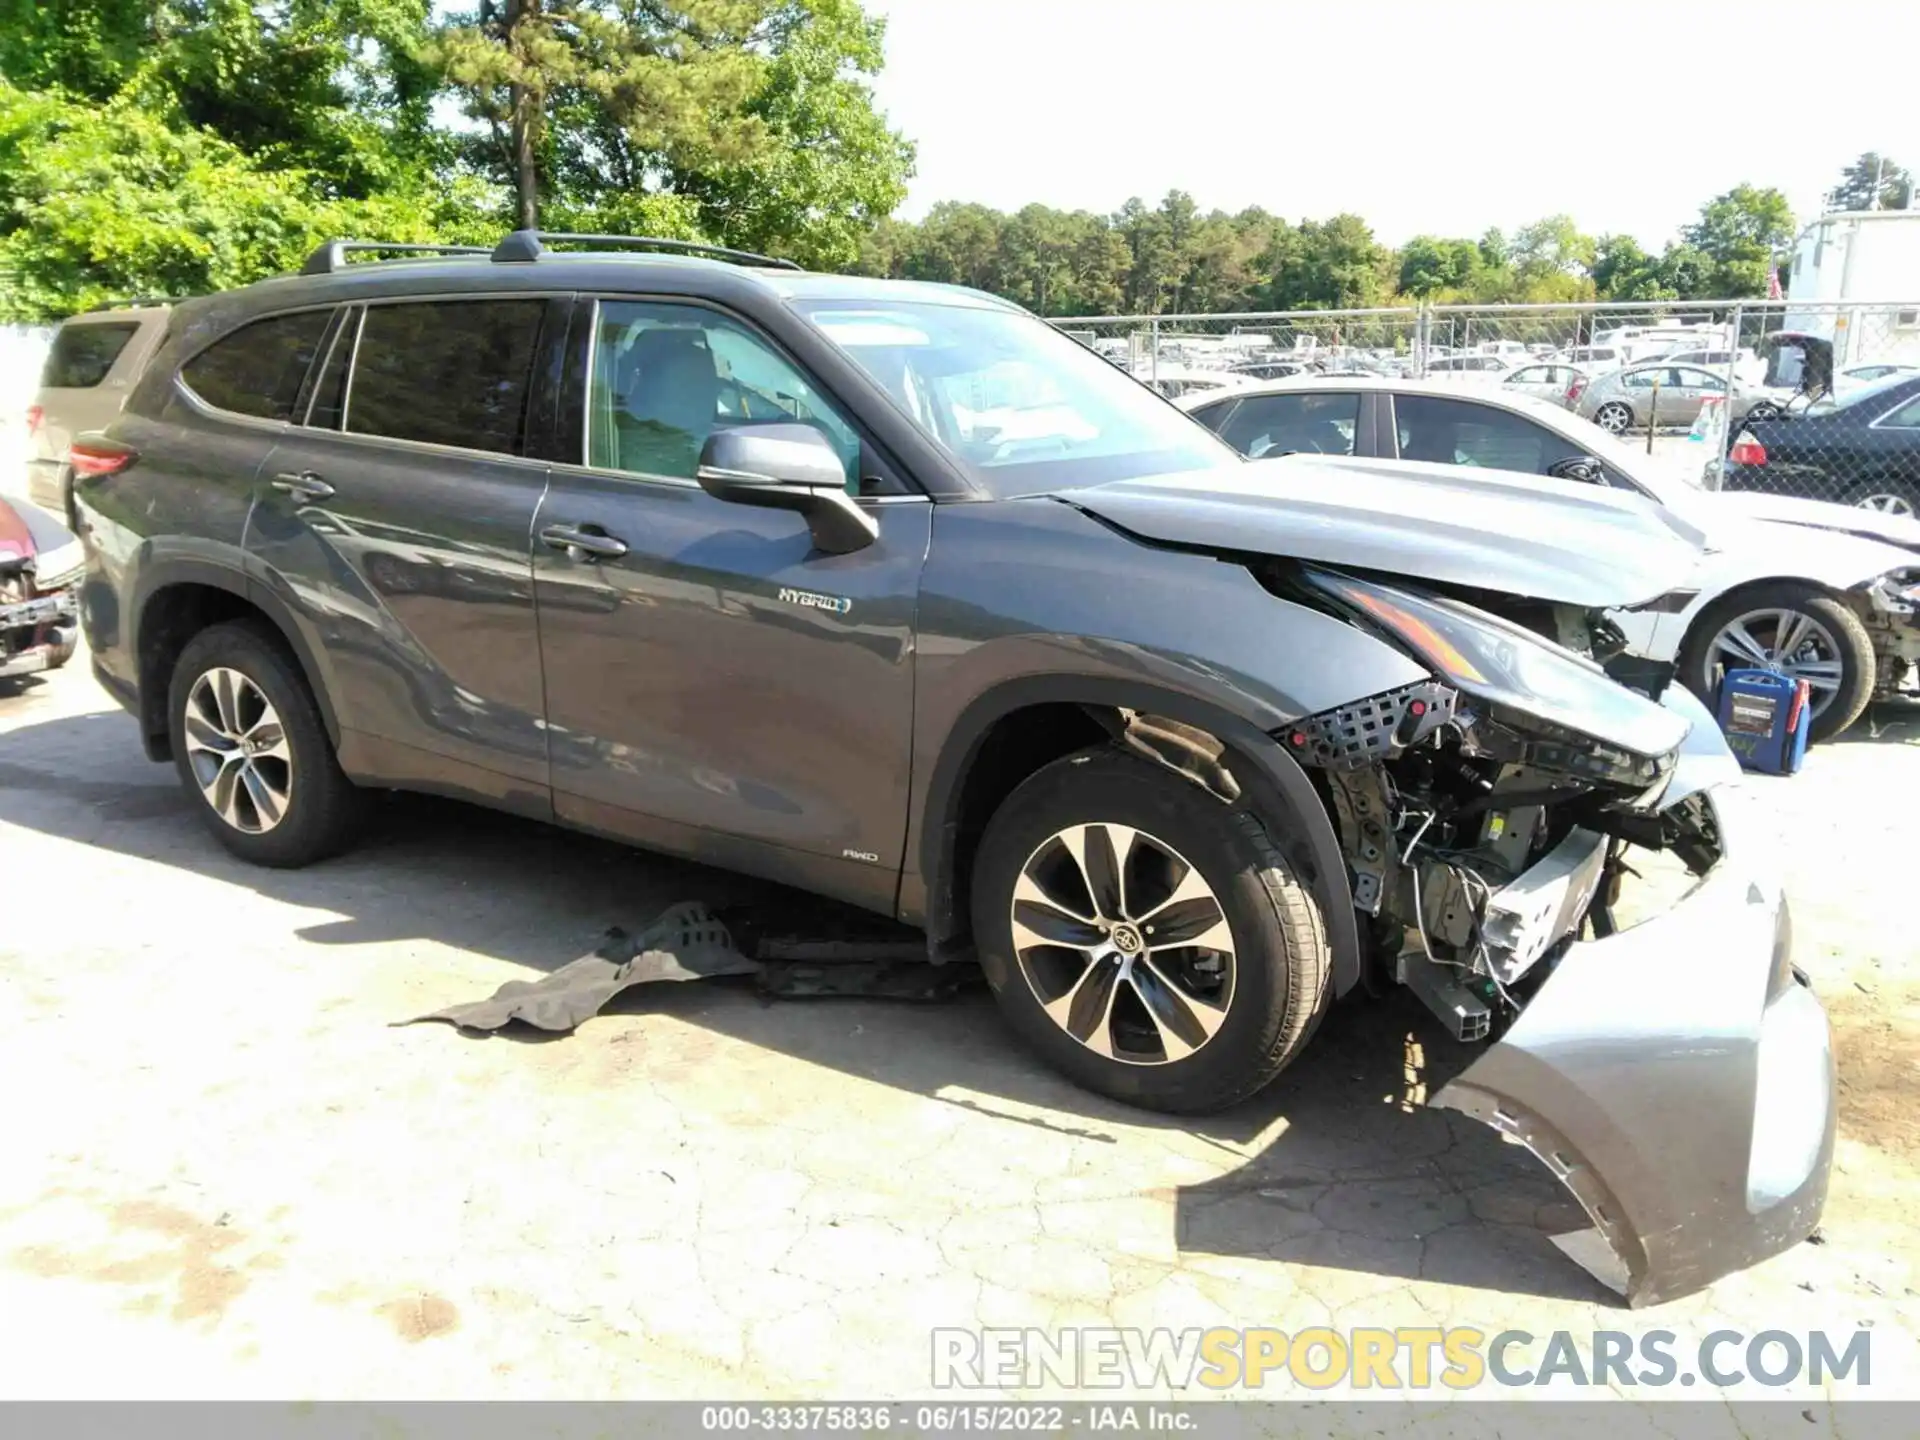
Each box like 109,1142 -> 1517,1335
793,298 -> 1234,495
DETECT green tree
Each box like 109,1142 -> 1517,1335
1590,234 -> 1672,300
0,0 -> 149,99
1682,183 -> 1795,297
1,2 -> 444,199
1396,235 -> 1477,297
899,201 -> 1006,292
435,0 -> 771,229
663,0 -> 913,269
1270,214 -> 1388,310
1829,151 -> 1913,212
0,79 -> 492,321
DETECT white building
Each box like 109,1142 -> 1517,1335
1782,209 -> 1920,364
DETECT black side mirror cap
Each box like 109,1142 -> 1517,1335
1547,456 -> 1606,485
696,424 -> 878,555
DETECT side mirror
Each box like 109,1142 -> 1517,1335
1547,455 -> 1606,485
695,423 -> 877,555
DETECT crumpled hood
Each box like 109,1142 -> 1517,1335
1712,488 -> 1920,553
1056,454 -> 1707,609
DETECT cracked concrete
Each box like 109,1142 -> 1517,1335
0,658 -> 1916,1403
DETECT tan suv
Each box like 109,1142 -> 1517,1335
25,303 -> 172,519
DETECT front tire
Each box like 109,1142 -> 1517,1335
970,747 -> 1329,1114
168,620 -> 363,866
1679,584 -> 1876,743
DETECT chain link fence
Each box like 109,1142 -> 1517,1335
1053,299 -> 1920,509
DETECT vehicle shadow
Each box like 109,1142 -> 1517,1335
0,702 -> 1610,1306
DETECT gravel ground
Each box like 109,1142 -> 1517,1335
0,655 -> 1915,1408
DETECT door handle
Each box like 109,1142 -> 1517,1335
540,523 -> 629,560
271,470 -> 335,503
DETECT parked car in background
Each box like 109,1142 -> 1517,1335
1720,371 -> 1920,517
1,493 -> 82,682
24,303 -> 172,521
1662,346 -> 1767,384
1557,344 -> 1627,374
1838,361 -> 1919,388
1574,361 -> 1796,434
1500,361 -> 1585,409
1228,358 -> 1306,381
1423,354 -> 1509,381
1179,374 -> 1920,738
1137,366 -> 1253,400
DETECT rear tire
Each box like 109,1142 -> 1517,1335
1679,583 -> 1876,743
1593,401 -> 1634,434
167,620 -> 364,866
970,747 -> 1329,1114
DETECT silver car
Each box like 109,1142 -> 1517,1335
1499,361 -> 1586,409
1575,361 -> 1795,435
24,303 -> 173,520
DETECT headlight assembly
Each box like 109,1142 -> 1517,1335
1304,568 -> 1689,767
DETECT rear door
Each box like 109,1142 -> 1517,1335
245,295 -> 562,805
530,295 -> 929,910
1664,366 -> 1725,427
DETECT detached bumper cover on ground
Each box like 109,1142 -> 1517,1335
1434,759 -> 1835,1307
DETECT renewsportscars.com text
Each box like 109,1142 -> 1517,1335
932,1326 -> 1873,1391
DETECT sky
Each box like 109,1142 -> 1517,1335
861,0 -> 1920,247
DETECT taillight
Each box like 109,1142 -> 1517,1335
1566,377 -> 1587,403
68,439 -> 137,478
25,404 -> 42,435
1729,433 -> 1767,466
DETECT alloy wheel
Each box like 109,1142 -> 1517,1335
1857,492 -> 1916,516
183,667 -> 294,834
1594,403 -> 1632,434
1708,608 -> 1845,721
1010,823 -> 1235,1066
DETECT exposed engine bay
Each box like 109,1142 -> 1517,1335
1265,563 -> 1727,1043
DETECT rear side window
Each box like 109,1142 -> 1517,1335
182,310 -> 333,421
347,300 -> 544,455
43,322 -> 139,389
1217,392 -> 1358,458
1395,394 -> 1580,474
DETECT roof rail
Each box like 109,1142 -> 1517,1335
300,241 -> 492,277
490,229 -> 803,271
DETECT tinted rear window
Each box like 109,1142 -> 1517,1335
346,300 -> 544,455
43,322 -> 139,389
182,309 -> 334,421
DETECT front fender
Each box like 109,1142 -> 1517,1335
906,499 -> 1437,996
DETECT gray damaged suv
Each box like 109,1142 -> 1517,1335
75,233 -> 1831,1305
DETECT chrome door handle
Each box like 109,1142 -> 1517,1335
271,471 -> 335,502
540,523 -> 629,559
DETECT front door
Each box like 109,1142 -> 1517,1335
532,298 -> 928,910
246,296 -> 562,803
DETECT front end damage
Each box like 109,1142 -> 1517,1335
1863,570 -> 1920,698
1274,566 -> 1834,1307
0,498 -> 82,680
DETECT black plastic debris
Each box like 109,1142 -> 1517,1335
406,901 -> 977,1035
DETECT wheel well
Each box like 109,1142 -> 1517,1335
938,702 -> 1111,954
134,584 -> 291,760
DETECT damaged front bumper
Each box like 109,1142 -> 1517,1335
1,586 -> 78,678
1431,698 -> 1834,1308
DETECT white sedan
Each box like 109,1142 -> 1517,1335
1179,375 -> 1920,740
